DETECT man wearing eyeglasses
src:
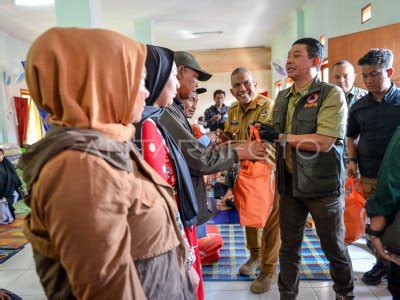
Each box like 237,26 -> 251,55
347,48 -> 400,286
224,67 -> 279,295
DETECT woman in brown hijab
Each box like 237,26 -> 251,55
18,28 -> 194,300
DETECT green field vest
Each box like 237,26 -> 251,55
273,79 -> 345,198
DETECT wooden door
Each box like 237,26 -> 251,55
328,22 -> 400,87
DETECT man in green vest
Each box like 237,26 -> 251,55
258,38 -> 354,299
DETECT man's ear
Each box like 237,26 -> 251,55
177,65 -> 185,80
312,57 -> 322,69
387,67 -> 395,78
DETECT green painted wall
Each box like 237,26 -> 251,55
271,0 -> 400,97
55,0 -> 91,28
55,0 -> 102,28
133,20 -> 153,45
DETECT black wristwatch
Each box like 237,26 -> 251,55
366,227 -> 384,237
348,157 -> 358,164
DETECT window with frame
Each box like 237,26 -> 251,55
319,35 -> 326,46
20,89 -> 45,144
361,4 -> 372,24
318,60 -> 329,83
274,80 -> 282,96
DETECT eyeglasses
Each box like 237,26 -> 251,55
361,70 -> 386,79
232,80 -> 253,89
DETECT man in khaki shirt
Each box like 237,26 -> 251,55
224,67 -> 279,294
259,38 -> 354,299
331,60 -> 367,108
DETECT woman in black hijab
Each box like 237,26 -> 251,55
135,45 -> 204,299
0,149 -> 22,223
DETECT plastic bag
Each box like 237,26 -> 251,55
344,177 -> 366,244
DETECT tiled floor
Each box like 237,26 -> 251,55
0,240 -> 393,299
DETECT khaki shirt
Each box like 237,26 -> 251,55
225,94 -> 273,141
225,94 -> 276,168
268,78 -> 347,173
346,85 -> 368,108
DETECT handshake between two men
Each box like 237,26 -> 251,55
220,122 -> 279,162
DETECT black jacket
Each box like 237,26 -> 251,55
347,83 -> 400,178
204,104 -> 228,131
0,157 -> 22,199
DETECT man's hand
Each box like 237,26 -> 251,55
252,123 -> 279,143
347,161 -> 358,176
188,266 -> 200,292
206,131 -> 217,143
234,140 -> 268,161
371,236 -> 400,266
212,114 -> 221,121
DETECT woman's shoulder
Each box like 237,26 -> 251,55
40,149 -> 117,180
142,118 -> 164,143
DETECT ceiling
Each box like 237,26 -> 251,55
0,0 -> 309,50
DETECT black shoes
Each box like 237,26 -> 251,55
361,261 -> 386,285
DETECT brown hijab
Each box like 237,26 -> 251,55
26,27 -> 146,142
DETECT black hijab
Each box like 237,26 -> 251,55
144,45 -> 174,106
136,45 -> 198,227
0,149 -> 22,198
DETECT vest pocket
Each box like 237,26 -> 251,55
295,160 -> 340,194
294,108 -> 318,134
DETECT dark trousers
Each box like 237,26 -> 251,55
387,261 -> 400,299
5,195 -> 16,219
278,175 -> 354,299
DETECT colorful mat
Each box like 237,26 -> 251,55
0,214 -> 28,249
0,247 -> 23,264
202,224 -> 331,281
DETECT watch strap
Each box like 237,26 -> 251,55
366,228 -> 384,237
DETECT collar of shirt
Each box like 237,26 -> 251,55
211,104 -> 227,112
346,86 -> 356,98
285,77 -> 316,99
173,97 -> 185,112
239,94 -> 260,112
367,82 -> 398,104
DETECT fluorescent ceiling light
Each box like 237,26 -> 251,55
13,0 -> 54,6
193,31 -> 223,36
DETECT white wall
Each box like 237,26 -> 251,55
0,31 -> 30,144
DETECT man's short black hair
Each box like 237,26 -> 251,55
332,59 -> 353,70
358,48 -> 393,69
213,89 -> 226,98
231,67 -> 251,81
0,148 -> 4,155
292,38 -> 325,70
